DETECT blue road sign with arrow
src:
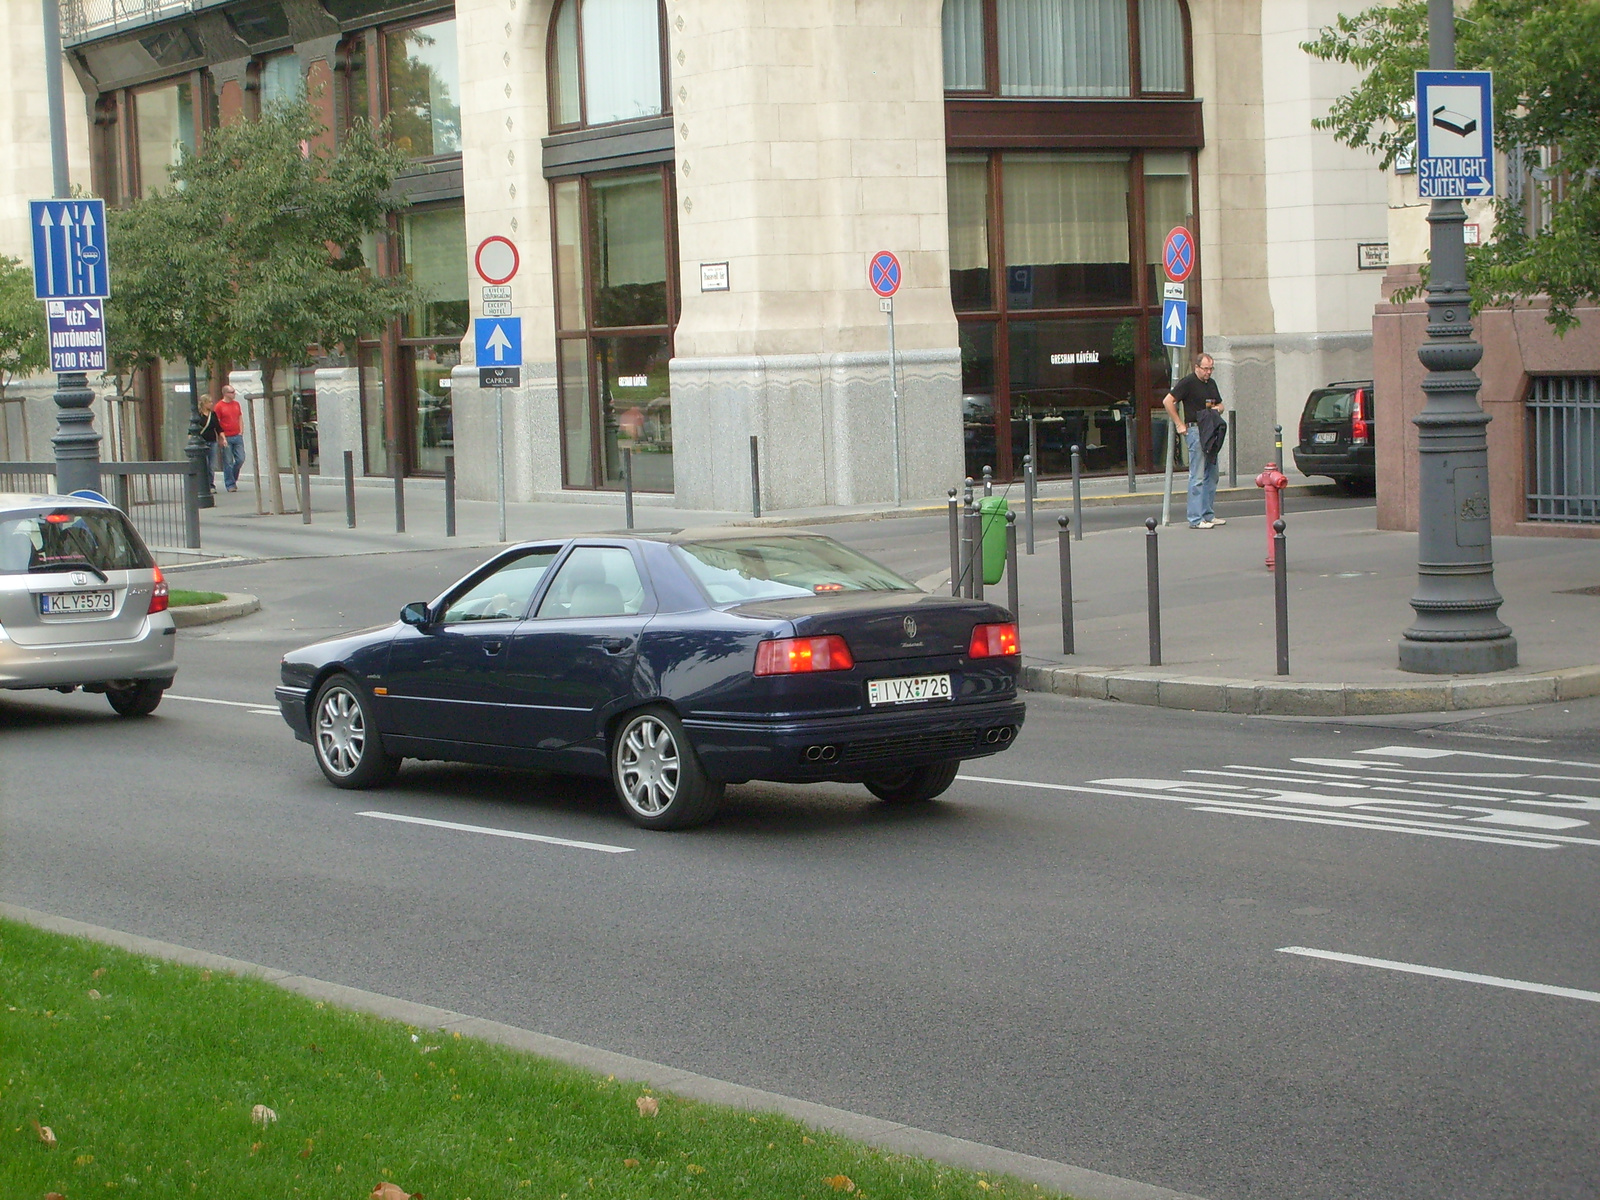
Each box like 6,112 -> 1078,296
1161,298 -> 1187,349
31,199 -> 110,299
475,316 -> 522,367
1415,70 -> 1494,199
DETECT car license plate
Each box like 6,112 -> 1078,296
868,674 -> 952,706
40,590 -> 113,614
1314,431 -> 1338,443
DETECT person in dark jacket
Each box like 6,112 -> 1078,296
1162,353 -> 1226,529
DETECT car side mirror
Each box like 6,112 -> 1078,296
400,602 -> 432,628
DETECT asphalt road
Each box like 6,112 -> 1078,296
4,537 -> 1597,1200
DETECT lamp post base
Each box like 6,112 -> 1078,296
1398,636 -> 1518,675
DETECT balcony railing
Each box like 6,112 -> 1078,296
59,0 -> 214,45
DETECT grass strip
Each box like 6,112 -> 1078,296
166,589 -> 227,608
1,918 -> 1061,1199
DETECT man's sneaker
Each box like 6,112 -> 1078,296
1196,519 -> 1216,529
1207,517 -> 1226,525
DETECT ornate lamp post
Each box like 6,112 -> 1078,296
1399,0 -> 1516,673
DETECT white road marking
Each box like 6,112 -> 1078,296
1361,745 -> 1600,771
1191,806 -> 1560,849
1278,947 -> 1600,1005
358,811 -> 635,855
167,692 -> 280,716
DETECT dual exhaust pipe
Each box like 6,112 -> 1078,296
983,726 -> 1015,744
803,744 -> 839,762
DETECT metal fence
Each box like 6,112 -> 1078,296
0,461 -> 201,550
1525,376 -> 1600,525
59,0 -> 203,43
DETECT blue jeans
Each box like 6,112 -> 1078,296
1186,425 -> 1218,526
217,434 -> 246,490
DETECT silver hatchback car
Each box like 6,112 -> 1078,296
0,494 -> 177,716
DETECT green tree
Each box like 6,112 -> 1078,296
0,256 -> 48,457
1303,0 -> 1600,331
108,101 -> 420,511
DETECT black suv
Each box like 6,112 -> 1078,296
1293,380 -> 1376,492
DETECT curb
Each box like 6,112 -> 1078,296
0,903 -> 1207,1200
169,592 -> 260,627
1022,663 -> 1600,716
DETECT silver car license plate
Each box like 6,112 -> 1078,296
1314,431 -> 1338,443
868,673 -> 952,706
40,590 -> 114,614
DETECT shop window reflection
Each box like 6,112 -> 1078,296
1008,319 -> 1136,477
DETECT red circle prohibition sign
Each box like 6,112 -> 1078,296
474,235 -> 520,285
1162,227 -> 1195,283
869,250 -> 902,297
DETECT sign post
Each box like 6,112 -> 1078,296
1159,227 -> 1194,527
869,250 -> 903,507
1399,4 -> 1514,673
474,237 -> 520,542
32,198 -> 110,497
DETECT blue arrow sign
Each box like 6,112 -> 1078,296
45,298 -> 107,373
1415,70 -> 1494,199
1161,298 -> 1187,349
474,316 -> 522,368
31,199 -> 110,299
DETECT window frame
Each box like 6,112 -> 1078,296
379,13 -> 464,163
545,0 -> 672,134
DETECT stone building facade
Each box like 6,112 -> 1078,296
1,0 -> 1390,514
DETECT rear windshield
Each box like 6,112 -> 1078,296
1306,387 -> 1372,423
0,509 -> 153,575
674,536 -> 916,604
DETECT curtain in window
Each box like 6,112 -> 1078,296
998,0 -> 1129,98
1002,154 -> 1129,264
942,0 -> 985,90
947,157 -> 990,273
1142,152 -> 1191,264
1139,0 -> 1186,92
552,0 -> 581,125
582,0 -> 663,125
260,54 -> 306,106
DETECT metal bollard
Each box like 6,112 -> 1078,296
1145,517 -> 1161,667
1058,516 -> 1074,655
299,448 -> 312,525
1071,445 -> 1083,541
1274,518 -> 1289,675
947,488 -> 960,596
1127,412 -> 1137,492
1227,409 -> 1238,489
960,479 -> 975,599
750,435 -> 761,519
444,454 -> 457,538
389,439 -> 405,534
343,450 -> 356,529
971,498 -> 985,601
982,464 -> 993,498
182,463 -> 202,549
1023,454 -> 1035,555
1005,511 -> 1019,630
623,448 -> 635,530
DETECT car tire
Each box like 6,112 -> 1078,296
311,674 -> 399,789
611,706 -> 722,830
865,760 -> 961,804
105,679 -> 165,718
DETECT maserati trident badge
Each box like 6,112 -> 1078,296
902,616 -> 917,640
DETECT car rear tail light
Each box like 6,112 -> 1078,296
754,634 -> 854,675
147,565 -> 169,615
968,623 -> 1019,658
1350,388 -> 1370,445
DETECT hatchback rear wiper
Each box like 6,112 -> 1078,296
31,558 -> 109,583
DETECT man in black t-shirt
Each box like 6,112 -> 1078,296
1162,353 -> 1225,528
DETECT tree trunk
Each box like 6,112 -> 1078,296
261,358 -> 286,514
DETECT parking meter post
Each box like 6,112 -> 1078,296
1145,517 -> 1161,667
750,435 -> 761,519
444,454 -> 457,537
1058,516 -> 1074,655
1005,511 -> 1019,630
982,464 -> 993,498
1023,454 -> 1035,554
1274,518 -> 1290,675
623,448 -> 635,530
1227,409 -> 1238,489
343,450 -> 356,529
947,488 -> 960,596
299,448 -> 312,525
389,439 -> 405,534
1161,414 -> 1176,527
1070,445 -> 1083,541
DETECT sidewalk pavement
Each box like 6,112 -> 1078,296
171,472 -> 1600,717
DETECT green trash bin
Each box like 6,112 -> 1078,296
978,495 -> 1008,586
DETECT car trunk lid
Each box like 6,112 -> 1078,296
727,591 -> 1005,663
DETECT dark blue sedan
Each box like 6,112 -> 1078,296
277,530 -> 1025,830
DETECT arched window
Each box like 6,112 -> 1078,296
943,0 -> 1190,98
549,0 -> 669,130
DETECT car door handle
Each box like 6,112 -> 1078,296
600,636 -> 634,654
483,641 -> 504,656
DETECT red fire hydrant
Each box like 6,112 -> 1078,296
1256,462 -> 1288,569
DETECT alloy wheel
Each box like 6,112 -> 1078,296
617,715 -> 681,816
316,686 -> 366,777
